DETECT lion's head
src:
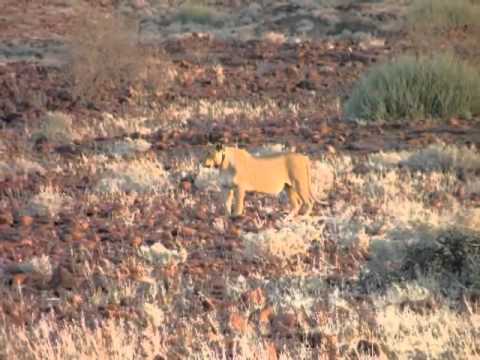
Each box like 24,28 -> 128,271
202,143 -> 226,169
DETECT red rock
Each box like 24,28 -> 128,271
19,215 -> 34,227
272,312 -> 299,337
70,230 -> 85,242
229,225 -> 241,237
448,117 -> 461,127
0,211 -> 13,225
266,341 -> 278,360
242,287 -> 266,307
228,312 -> 249,334
12,273 -> 27,286
182,226 -> 196,237
71,293 -> 83,307
259,306 -> 274,325
326,145 -> 336,154
130,236 -> 143,248
195,207 -> 208,221
18,238 -> 33,247
311,133 -> 322,143
51,267 -> 77,290
181,180 -> 192,192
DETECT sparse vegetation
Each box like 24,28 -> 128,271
175,4 -> 226,27
67,7 -> 168,105
2,0 -> 480,359
95,158 -> 171,194
345,54 -> 480,121
33,111 -> 78,144
23,186 -> 71,218
408,0 -> 480,32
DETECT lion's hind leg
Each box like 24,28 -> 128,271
232,187 -> 246,217
224,188 -> 234,216
294,179 -> 313,216
286,185 -> 302,219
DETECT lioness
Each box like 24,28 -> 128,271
202,144 -> 319,218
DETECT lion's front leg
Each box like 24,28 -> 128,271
232,187 -> 246,217
224,188 -> 234,216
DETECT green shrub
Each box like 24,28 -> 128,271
344,54 -> 480,121
175,4 -> 225,27
408,0 -> 480,31
402,227 -> 480,289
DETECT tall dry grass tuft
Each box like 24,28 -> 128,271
67,6 -> 169,105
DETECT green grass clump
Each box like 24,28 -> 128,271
175,4 -> 225,27
408,0 -> 480,31
344,54 -> 480,122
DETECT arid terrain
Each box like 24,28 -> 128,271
1,0 -> 480,359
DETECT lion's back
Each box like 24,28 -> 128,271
233,151 -> 310,193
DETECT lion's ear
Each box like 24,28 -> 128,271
215,143 -> 224,151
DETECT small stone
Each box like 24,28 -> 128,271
266,342 -> 278,360
181,180 -> 192,192
326,145 -> 336,154
182,226 -> 196,237
356,339 -> 382,357
0,211 -> 13,225
228,312 -> 249,334
242,287 -> 266,307
259,306 -> 274,325
19,215 -> 34,227
12,273 -> 27,286
130,236 -> 143,248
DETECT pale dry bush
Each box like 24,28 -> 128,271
95,158 -> 171,194
465,178 -> 480,196
310,160 -> 335,200
141,303 -> 165,328
89,112 -> 155,137
139,242 -> 188,268
68,9 -> 145,104
102,137 -> 152,157
262,31 -> 287,45
1,317 -> 167,360
333,146 -> 480,284
365,150 -> 411,171
9,255 -> 54,286
400,143 -> 480,172
194,166 -> 222,192
366,143 -> 480,173
0,157 -> 45,181
347,169 -> 461,229
242,217 -> 324,263
33,111 -> 79,144
73,113 -> 159,141
23,185 -> 72,217
261,275 -> 327,314
366,278 -> 480,357
161,98 -> 300,124
377,303 -> 480,359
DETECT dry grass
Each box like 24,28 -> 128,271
32,111 -> 79,144
1,317 -> 167,360
67,6 -> 168,104
2,142 -> 480,359
242,218 -> 324,263
95,157 -> 171,194
0,157 -> 45,181
23,185 -> 72,218
174,3 -> 227,27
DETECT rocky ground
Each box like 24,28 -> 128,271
1,0 -> 480,359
